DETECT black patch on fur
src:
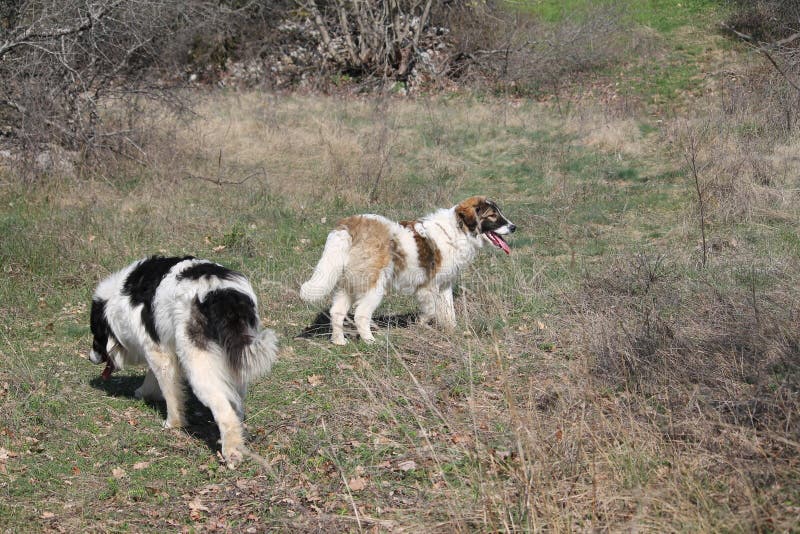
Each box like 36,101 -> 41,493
189,289 -> 258,375
480,216 -> 508,232
122,255 -> 193,343
177,262 -> 240,282
479,200 -> 516,234
90,298 -> 111,361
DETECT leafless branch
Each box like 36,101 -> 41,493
685,132 -> 708,269
0,0 -> 125,59
0,0 -> 227,157
294,0 -> 436,79
185,168 -> 266,186
721,23 -> 800,94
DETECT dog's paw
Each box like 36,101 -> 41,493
331,336 -> 347,346
225,449 -> 244,470
361,335 -> 376,345
221,443 -> 244,469
163,416 -> 186,429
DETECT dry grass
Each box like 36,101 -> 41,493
1,83 -> 799,532
564,254 -> 800,531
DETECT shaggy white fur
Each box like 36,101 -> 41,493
89,256 -> 278,468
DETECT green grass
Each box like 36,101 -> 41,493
511,0 -> 733,107
1,43 -> 799,530
516,0 -> 725,32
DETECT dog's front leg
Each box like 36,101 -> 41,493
145,348 -> 187,429
134,369 -> 164,401
416,286 -> 436,326
433,285 -> 457,333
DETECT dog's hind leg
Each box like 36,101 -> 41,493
145,348 -> 187,429
180,346 -> 246,468
354,287 -> 384,344
329,289 -> 351,345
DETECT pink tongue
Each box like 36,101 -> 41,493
101,361 -> 114,380
488,232 -> 511,254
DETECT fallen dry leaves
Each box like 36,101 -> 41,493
347,476 -> 368,491
307,374 -> 324,387
188,496 -> 210,521
396,460 -> 417,472
111,467 -> 126,479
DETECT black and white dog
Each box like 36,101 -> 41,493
89,256 -> 278,468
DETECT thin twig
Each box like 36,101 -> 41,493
320,417 -> 363,533
721,23 -> 800,94
685,132 -> 708,268
185,168 -> 265,186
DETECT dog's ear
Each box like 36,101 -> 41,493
456,197 -> 485,232
475,198 -> 495,217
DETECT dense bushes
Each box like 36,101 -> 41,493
1,0 -> 798,158
0,1 -> 224,155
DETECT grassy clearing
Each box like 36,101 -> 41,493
519,0 -> 724,31
1,87 -> 797,531
514,0 -> 735,108
2,3 -> 799,530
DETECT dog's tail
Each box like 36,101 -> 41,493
300,228 -> 351,304
234,327 -> 279,383
194,289 -> 279,384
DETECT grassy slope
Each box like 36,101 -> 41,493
518,0 -> 733,106
2,3 -> 799,532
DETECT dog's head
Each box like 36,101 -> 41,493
455,196 -> 516,254
89,298 -> 123,380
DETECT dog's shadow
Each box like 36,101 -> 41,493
86,310 -> 418,453
89,376 -> 221,454
295,311 -> 418,340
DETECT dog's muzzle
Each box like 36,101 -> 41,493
89,349 -> 104,364
483,222 -> 515,254
90,339 -> 117,380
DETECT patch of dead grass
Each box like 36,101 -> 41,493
2,89 -> 799,531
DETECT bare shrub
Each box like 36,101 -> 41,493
665,115 -> 799,227
723,1 -> 800,119
569,253 -> 800,441
725,0 -> 800,43
718,59 -> 800,139
0,0 -> 223,164
442,1 -> 634,93
295,0 -> 435,81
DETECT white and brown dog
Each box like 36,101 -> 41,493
89,256 -> 278,467
300,196 -> 516,344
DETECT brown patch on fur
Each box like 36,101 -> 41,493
186,300 -> 209,350
337,216 -> 392,291
400,220 -> 442,278
390,238 -> 407,272
455,195 -> 488,234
